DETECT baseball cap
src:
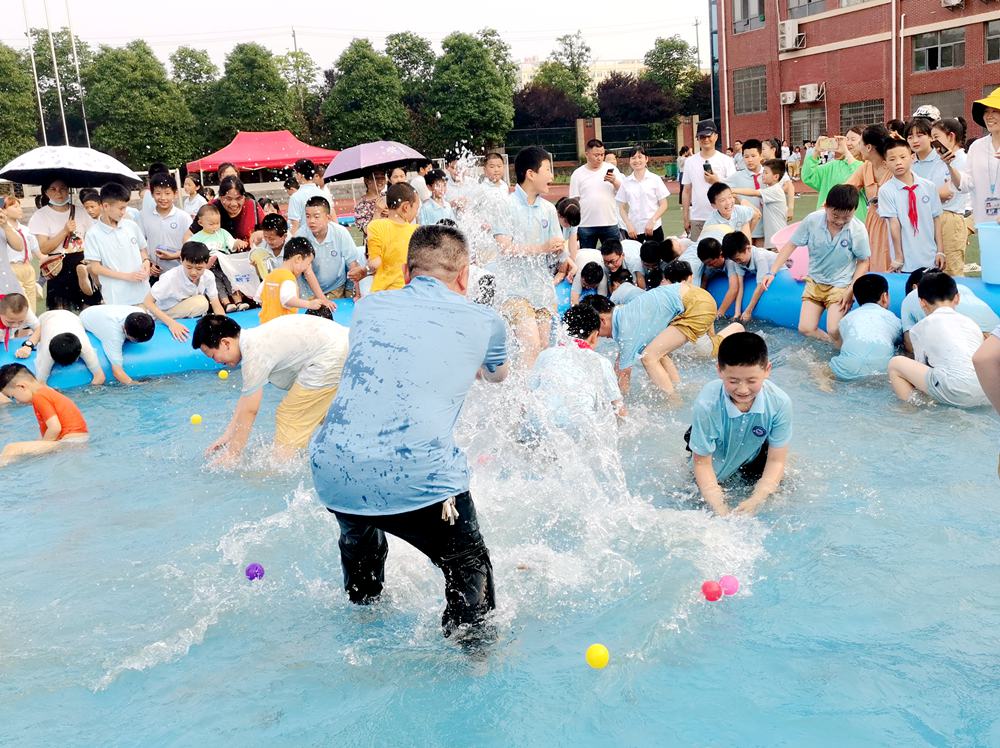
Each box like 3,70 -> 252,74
911,104 -> 941,122
696,120 -> 718,137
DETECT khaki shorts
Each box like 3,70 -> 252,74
10,262 -> 37,311
940,211 -> 968,277
670,286 -> 718,344
501,297 -> 554,327
802,278 -> 849,309
325,286 -> 347,300
164,295 -> 209,319
274,382 -> 339,449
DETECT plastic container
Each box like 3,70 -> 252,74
977,221 -> 1000,285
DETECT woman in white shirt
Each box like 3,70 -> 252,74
947,87 -> 1000,226
27,179 -> 96,311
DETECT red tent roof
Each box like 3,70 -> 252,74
186,130 -> 339,172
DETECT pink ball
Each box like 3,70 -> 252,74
701,580 -> 723,602
719,575 -> 740,596
476,454 -> 494,466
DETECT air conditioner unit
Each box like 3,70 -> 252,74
778,20 -> 805,51
941,0 -> 963,7
780,91 -> 797,105
799,82 -> 826,102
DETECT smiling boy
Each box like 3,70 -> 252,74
143,241 -> 226,341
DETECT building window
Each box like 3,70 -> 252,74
913,29 -> 965,72
733,66 -> 767,114
911,90 -> 965,120
988,21 -> 1000,64
732,0 -> 765,34
790,107 -> 826,146
787,0 -> 825,19
840,99 -> 885,130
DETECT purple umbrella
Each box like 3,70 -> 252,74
323,141 -> 426,182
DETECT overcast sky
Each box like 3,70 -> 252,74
10,0 -> 711,78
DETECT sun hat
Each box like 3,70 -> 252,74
911,104 -> 941,122
972,86 -> 1000,128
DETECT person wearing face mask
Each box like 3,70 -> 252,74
28,179 -> 97,311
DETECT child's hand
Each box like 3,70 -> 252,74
14,344 -> 31,359
347,266 -> 367,282
168,321 -> 189,342
309,299 -> 324,311
934,251 -> 946,270
759,273 -> 775,291
232,239 -> 248,252
126,270 -> 148,282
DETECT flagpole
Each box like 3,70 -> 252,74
64,0 -> 90,147
42,0 -> 70,145
22,0 -> 47,146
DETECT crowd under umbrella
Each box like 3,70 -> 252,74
322,140 -> 426,182
0,145 -> 142,190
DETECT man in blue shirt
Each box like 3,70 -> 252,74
311,224 -> 509,638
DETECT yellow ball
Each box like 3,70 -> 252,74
218,370 -> 229,380
190,414 -> 202,425
585,643 -> 609,669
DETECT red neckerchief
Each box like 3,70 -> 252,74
903,184 -> 919,235
572,338 -> 593,350
14,227 -> 28,263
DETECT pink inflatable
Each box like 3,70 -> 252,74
770,222 -> 809,280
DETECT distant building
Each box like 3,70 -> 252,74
710,0 -> 1000,145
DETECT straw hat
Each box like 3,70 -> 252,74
972,86 -> 1000,128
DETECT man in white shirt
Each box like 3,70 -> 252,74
616,145 -> 669,242
569,139 -> 623,250
682,120 -> 737,242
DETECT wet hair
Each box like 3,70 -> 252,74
563,304 -> 601,339
484,152 -> 504,165
578,294 -> 614,314
626,145 -> 647,158
305,305 -> 333,320
180,241 -> 210,264
585,138 -> 604,150
283,236 -> 315,260
905,119 -> 933,139
407,224 -> 468,276
283,177 -> 298,191
124,312 -> 155,342
0,362 -> 33,391
905,267 -> 929,294
49,332 -> 82,366
436,218 -> 458,227
640,240 -> 662,265
261,213 -> 288,236
645,267 -> 663,288
917,270 -> 958,304
718,331 -> 769,369
762,159 -> 786,180
664,259 -> 693,283
217,162 -> 238,180
149,173 -> 177,192
218,176 -> 246,198
608,267 -> 633,288
99,182 -> 131,204
424,169 -> 447,188
824,184 -> 860,212
706,182 -> 731,205
294,158 -> 317,179
555,197 -> 581,227
191,314 -> 242,350
742,138 -> 762,154
305,195 -> 331,213
197,203 -> 221,221
721,231 -> 751,260
580,261 -> 605,287
696,237 -> 723,262
79,188 -> 100,204
852,273 -> 889,306
514,146 -> 551,184
862,124 -> 890,157
386,182 -> 418,209
599,239 -> 624,257
0,292 -> 28,314
932,117 -> 967,149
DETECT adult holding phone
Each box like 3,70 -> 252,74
802,129 -> 864,214
681,120 -> 736,241
931,117 -> 970,276
569,139 -> 623,249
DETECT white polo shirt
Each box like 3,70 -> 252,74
615,171 -> 669,230
682,151 -> 737,222
569,164 -> 623,228
140,204 -> 190,272
34,309 -> 102,384
150,265 -> 218,311
82,217 -> 149,305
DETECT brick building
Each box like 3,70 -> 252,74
710,0 -> 1000,147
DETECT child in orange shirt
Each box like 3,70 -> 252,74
256,238 -> 324,323
364,183 -> 420,292
0,363 -> 88,465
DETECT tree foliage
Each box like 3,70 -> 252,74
0,44 -> 41,165
533,32 -> 597,117
643,35 -> 700,100
28,27 -> 92,147
385,32 -> 436,89
321,39 -> 409,149
210,43 -> 290,150
513,84 -> 581,128
85,41 -> 194,167
169,46 -> 218,135
596,72 -> 678,125
682,73 -> 713,118
475,28 -> 518,93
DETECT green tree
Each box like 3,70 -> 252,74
643,35 -> 700,99
532,60 -> 596,117
681,73 -> 713,118
321,39 -> 409,149
28,27 -> 92,147
476,28 -> 518,92
84,41 -> 195,167
533,32 -> 596,116
169,46 -> 218,146
385,32 -> 436,88
0,44 -> 41,164
277,49 -> 322,142
424,33 -> 514,154
210,43 -> 290,149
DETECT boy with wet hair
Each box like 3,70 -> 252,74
0,363 -> 89,465
721,231 -> 779,322
705,182 -> 759,238
828,273 -> 901,381
686,331 -> 791,516
578,261 -> 606,300
609,266 -> 643,305
600,238 -> 645,288
79,305 -> 155,385
663,260 -> 692,285
15,309 -> 105,386
764,184 -> 870,342
887,271 -> 988,407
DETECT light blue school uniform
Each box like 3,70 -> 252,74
706,204 -> 756,233
912,150 -> 951,190
562,225 -> 578,241
82,218 -> 149,305
78,304 -> 150,368
688,379 -> 792,483
728,169 -> 765,239
491,186 -> 565,309
940,148 -> 970,214
732,247 -> 779,283
679,244 -> 738,288
610,281 -> 644,305
829,303 -> 902,380
877,175 -> 942,272
418,198 -> 456,226
612,283 -> 684,369
899,284 -> 1000,333
790,209 -> 871,287
295,222 -> 357,295
310,275 -> 508,515
287,183 -> 326,225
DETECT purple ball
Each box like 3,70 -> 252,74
245,562 -> 265,581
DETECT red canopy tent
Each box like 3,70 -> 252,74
186,130 -> 339,173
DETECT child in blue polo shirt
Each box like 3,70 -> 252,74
82,182 -> 151,306
418,169 -> 456,226
878,138 -> 944,272
705,182 -> 759,239
721,232 -> 779,322
899,268 -> 999,351
765,184 -> 871,343
828,273 -> 901,381
686,331 -> 791,516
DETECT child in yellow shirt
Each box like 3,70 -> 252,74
257,238 -> 325,324
365,183 -> 420,292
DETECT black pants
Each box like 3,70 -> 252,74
684,426 -> 769,481
46,252 -> 101,311
330,491 -> 495,636
633,226 -> 665,243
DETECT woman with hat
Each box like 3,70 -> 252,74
945,87 -> 1000,226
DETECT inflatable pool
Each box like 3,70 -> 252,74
5,273 -> 1000,390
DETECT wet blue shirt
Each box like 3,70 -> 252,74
612,283 -> 684,369
899,284 -> 1000,333
689,379 -> 793,482
877,175 -> 942,272
790,209 -> 870,287
310,276 -> 508,515
295,223 -> 358,295
829,303 -> 902,381
418,198 -> 456,226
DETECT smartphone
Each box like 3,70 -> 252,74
816,136 -> 837,151
606,168 -> 614,176
932,139 -> 950,156
702,163 -> 714,174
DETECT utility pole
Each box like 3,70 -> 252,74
22,0 -> 47,146
42,0 -> 69,145
694,18 -> 701,70
65,0 -> 90,147
291,26 -> 304,110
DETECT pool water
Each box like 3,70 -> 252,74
2,325 -> 999,746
